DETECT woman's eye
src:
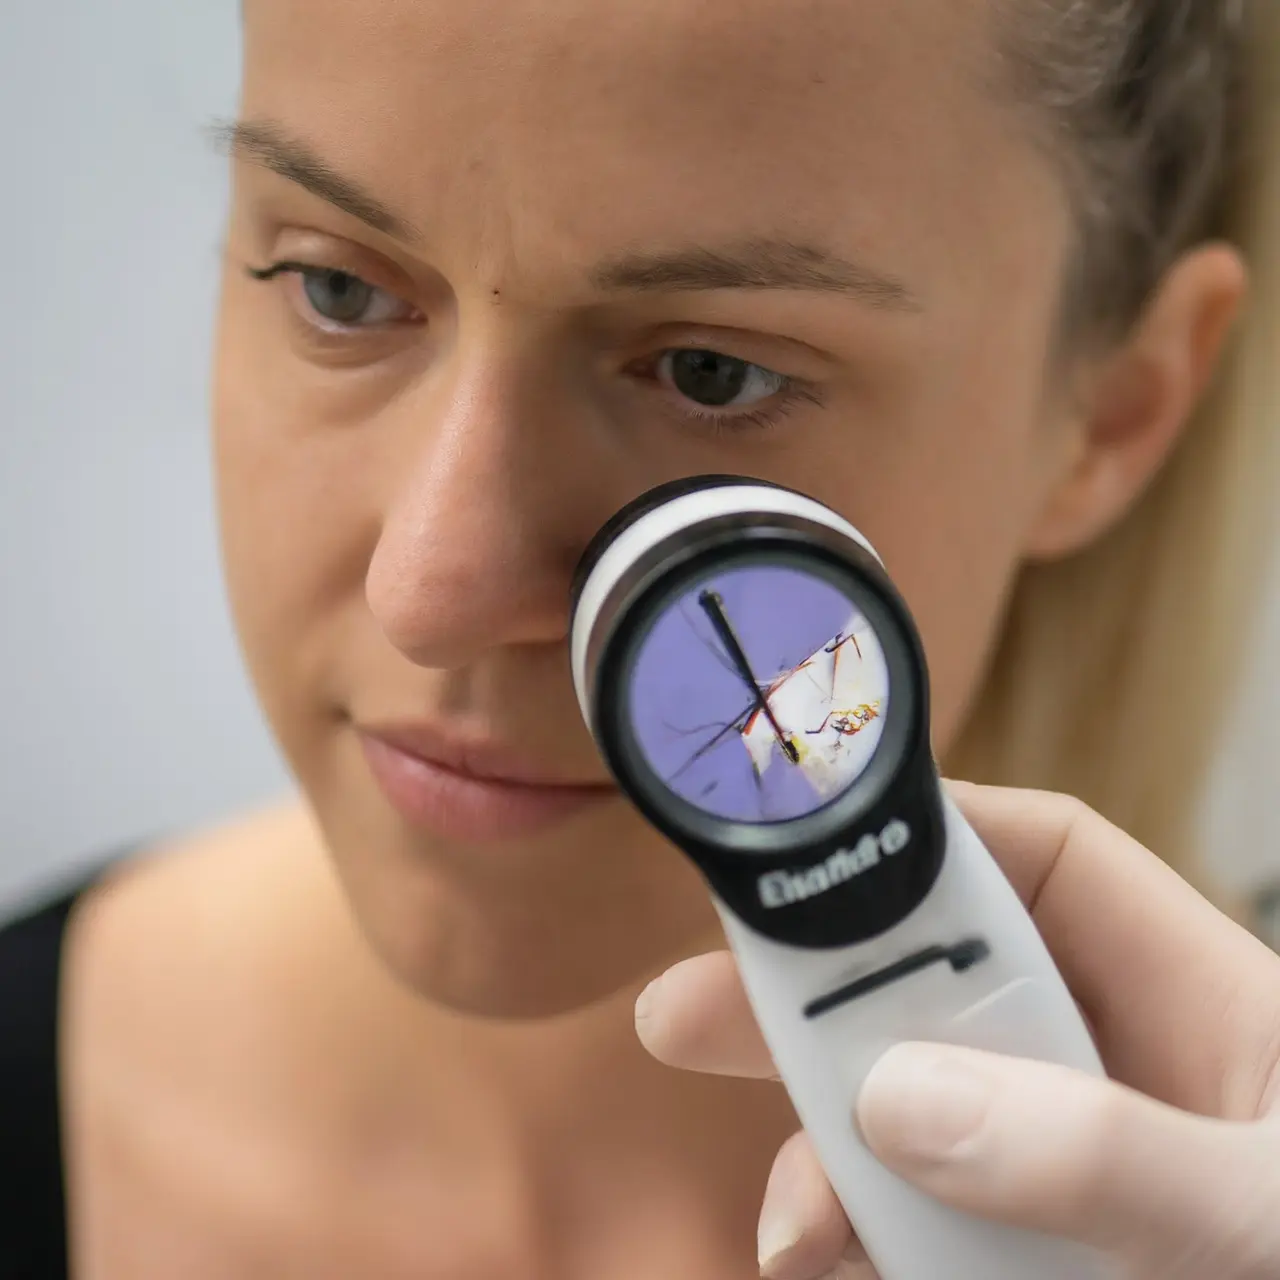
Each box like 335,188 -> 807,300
248,262 -> 420,331
297,268 -> 414,328
657,349 -> 788,409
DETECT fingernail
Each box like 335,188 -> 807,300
757,1205 -> 804,1278
634,977 -> 659,1025
756,1156 -> 807,1278
858,1043 -> 997,1164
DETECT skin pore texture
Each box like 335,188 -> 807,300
56,0 -> 1244,1276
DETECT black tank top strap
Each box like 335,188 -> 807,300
0,881 -> 90,1280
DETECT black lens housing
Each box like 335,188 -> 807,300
576,479 -> 946,950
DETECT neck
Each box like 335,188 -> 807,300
276,807 -> 795,1204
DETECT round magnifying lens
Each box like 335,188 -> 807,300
574,476 -> 941,935
624,559 -> 891,826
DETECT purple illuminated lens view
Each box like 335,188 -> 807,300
626,564 -> 891,824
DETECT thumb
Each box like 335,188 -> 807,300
856,1042 -> 1280,1276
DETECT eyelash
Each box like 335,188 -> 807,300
245,260 -> 421,334
245,260 -> 824,432
646,356 -> 824,434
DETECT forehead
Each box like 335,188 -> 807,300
238,0 -> 1063,299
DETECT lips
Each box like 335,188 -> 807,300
357,721 -> 617,841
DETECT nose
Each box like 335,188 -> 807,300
365,352 -> 602,671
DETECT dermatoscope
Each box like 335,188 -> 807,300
570,476 -> 1111,1280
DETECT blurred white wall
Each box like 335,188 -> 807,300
0,3 -> 289,913
0,2 -> 1276,919
1204,555 -> 1280,899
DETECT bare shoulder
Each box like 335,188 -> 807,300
58,800 -> 355,1270
59,798 -> 339,1138
64,800 -> 322,1024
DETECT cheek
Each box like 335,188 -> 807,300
780,381 -> 1049,757
211,285 -> 384,768
874,456 -> 1032,755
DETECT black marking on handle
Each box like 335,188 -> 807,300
803,938 -> 990,1020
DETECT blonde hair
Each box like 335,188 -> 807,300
947,0 -> 1280,901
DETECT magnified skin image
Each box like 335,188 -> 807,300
626,565 -> 890,824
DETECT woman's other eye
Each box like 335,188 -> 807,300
247,262 -> 421,332
647,347 -> 822,431
657,349 -> 788,410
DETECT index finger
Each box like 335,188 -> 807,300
947,781 -> 1280,1119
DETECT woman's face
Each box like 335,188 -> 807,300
215,0 -> 1083,1014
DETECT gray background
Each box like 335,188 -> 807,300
0,3 -> 289,914
1,1 -> 1276,917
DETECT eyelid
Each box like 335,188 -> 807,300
246,259 -> 313,282
250,226 -> 425,295
668,381 -> 823,434
632,322 -> 836,377
637,347 -> 826,435
249,258 -> 424,327
247,256 -> 413,299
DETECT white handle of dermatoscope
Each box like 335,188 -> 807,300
716,794 -> 1117,1280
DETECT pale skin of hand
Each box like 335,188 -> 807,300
634,782 -> 1280,1280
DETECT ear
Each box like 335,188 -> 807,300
1025,243 -> 1247,562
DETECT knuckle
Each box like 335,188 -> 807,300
1052,790 -> 1099,837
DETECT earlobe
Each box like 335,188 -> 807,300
1024,243 -> 1247,563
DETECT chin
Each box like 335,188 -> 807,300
320,795 -> 723,1020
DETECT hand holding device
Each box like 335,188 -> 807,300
639,782 -> 1280,1280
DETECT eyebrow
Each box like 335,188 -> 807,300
212,117 -> 419,241
592,240 -> 919,310
213,118 -> 918,310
